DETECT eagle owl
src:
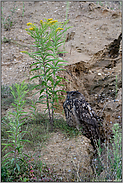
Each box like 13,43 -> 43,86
63,91 -> 104,150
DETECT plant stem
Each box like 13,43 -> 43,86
51,75 -> 56,130
14,124 -> 18,168
22,2 -> 25,17
42,54 -> 53,130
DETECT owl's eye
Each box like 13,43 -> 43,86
72,93 -> 75,96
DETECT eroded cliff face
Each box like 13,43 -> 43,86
58,35 -> 122,140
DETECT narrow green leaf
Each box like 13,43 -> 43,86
18,121 -> 26,127
39,95 -> 46,100
2,143 -> 14,148
57,26 -> 72,36
30,75 -> 41,80
56,89 -> 67,93
54,80 -> 61,87
30,84 -> 41,90
22,153 -> 31,158
10,91 -> 16,99
2,157 -> 13,165
31,67 -> 40,71
45,68 -> 51,74
21,51 -> 28,54
57,68 -> 67,72
16,163 -> 20,172
30,61 -> 42,66
17,131 -> 28,135
58,63 -> 67,67
6,130 -> 15,133
57,83 -> 64,87
3,151 -> 15,158
31,90 -> 40,97
40,88 -> 45,94
58,50 -> 67,54
56,76 -> 65,80
19,139 -> 31,143
19,116 -> 27,121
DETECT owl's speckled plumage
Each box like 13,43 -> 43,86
63,91 -> 104,150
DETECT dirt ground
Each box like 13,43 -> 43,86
1,1 -> 122,181
1,1 -> 122,85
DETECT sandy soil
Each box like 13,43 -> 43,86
1,1 -> 121,85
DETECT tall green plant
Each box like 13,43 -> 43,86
105,123 -> 122,181
22,18 -> 71,130
2,81 -> 30,173
95,123 -> 122,181
111,123 -> 122,180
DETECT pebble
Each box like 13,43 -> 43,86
98,73 -> 101,75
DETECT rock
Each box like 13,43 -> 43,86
112,12 -> 121,19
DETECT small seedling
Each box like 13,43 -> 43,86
1,2 -> 18,30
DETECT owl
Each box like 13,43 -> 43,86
63,91 -> 104,150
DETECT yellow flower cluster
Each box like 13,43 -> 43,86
27,22 -> 32,26
49,20 -> 58,25
56,27 -> 64,32
39,19 -> 58,26
26,22 -> 35,31
26,19 -> 62,32
48,18 -> 53,21
29,27 -> 35,31
40,20 -> 43,24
